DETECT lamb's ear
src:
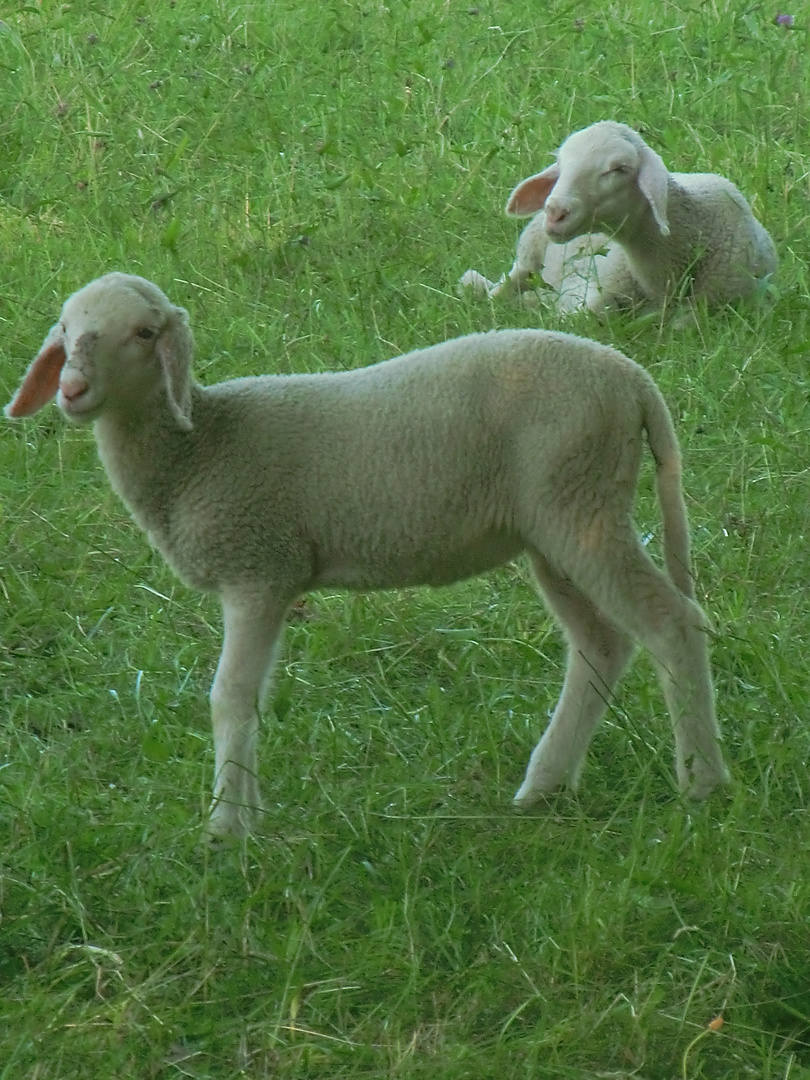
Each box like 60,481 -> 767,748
4,326 -> 67,418
636,144 -> 670,236
505,163 -> 560,217
155,305 -> 194,432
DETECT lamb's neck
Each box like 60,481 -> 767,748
612,179 -> 692,295
93,393 -> 197,538
618,224 -> 675,285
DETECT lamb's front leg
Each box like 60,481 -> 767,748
208,589 -> 289,838
459,214 -> 548,302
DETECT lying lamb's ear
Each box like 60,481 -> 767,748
4,327 -> 67,418
505,163 -> 560,217
636,145 -> 670,236
155,305 -> 194,432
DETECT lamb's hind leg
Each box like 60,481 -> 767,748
562,531 -> 728,800
208,587 -> 289,838
514,551 -> 635,806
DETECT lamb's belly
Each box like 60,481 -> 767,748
315,532 -> 525,591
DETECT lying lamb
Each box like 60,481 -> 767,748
460,120 -> 777,315
6,273 -> 728,836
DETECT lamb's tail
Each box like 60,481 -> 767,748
641,380 -> 695,599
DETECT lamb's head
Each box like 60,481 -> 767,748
5,272 -> 194,431
505,120 -> 671,243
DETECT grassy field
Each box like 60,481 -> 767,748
1,1 -> 809,1076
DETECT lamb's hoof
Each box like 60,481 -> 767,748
207,800 -> 257,841
513,779 -> 557,808
458,269 -> 491,298
513,793 -> 540,811
681,762 -> 730,801
513,786 -> 562,814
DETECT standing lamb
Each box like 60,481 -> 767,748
6,273 -> 728,836
460,120 -> 777,315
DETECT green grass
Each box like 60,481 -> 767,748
1,1 -> 810,1076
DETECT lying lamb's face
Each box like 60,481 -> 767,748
543,128 -> 643,242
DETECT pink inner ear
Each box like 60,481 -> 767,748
5,341 -> 67,417
506,166 -> 560,216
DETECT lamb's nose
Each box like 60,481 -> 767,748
545,204 -> 570,226
60,374 -> 89,401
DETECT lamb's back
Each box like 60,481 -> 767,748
163,330 -> 644,591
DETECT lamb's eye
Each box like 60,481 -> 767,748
136,327 -> 155,340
